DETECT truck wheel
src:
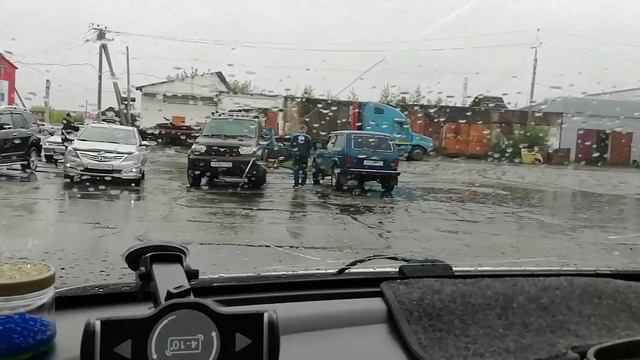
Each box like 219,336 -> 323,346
187,169 -> 202,188
408,147 -> 425,161
44,155 -> 54,163
331,168 -> 345,191
21,147 -> 39,171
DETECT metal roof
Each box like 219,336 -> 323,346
135,72 -> 231,92
529,97 -> 640,119
0,53 -> 18,69
585,87 -> 640,97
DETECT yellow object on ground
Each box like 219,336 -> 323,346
520,148 -> 544,165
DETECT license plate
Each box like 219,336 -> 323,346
87,163 -> 113,170
363,160 -> 383,166
210,161 -> 233,168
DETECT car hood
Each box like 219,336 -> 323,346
195,137 -> 258,147
72,140 -> 138,154
46,135 -> 63,144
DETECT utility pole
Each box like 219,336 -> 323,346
126,46 -> 131,126
91,23 -> 124,123
84,99 -> 88,122
14,88 -> 26,108
461,77 -> 469,106
96,27 -> 104,122
44,79 -> 51,123
528,28 -> 541,122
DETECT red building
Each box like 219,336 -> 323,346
0,53 -> 17,106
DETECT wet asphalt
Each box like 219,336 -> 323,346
1,147 -> 640,287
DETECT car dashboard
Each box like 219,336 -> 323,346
46,244 -> 640,360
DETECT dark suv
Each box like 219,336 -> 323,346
187,116 -> 269,188
0,106 -> 42,171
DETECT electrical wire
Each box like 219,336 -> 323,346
11,61 -> 98,72
109,28 -> 532,53
108,28 -> 536,47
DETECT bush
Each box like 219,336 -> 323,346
489,124 -> 549,162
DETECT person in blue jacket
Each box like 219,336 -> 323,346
290,124 -> 312,188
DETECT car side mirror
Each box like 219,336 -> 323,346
140,141 -> 150,147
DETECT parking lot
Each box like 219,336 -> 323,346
1,147 -> 640,288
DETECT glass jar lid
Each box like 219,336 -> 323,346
0,261 -> 55,296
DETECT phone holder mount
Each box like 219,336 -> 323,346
80,243 -> 280,360
123,242 -> 199,306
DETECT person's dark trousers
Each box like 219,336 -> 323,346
292,156 -> 309,186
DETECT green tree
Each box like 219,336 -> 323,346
491,123 -> 550,162
378,84 -> 397,104
324,89 -> 337,100
30,106 -> 83,124
408,85 -> 425,104
346,88 -> 359,102
301,85 -> 315,98
229,80 -> 254,94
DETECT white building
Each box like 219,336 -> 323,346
135,72 -> 231,129
218,93 -> 282,113
531,97 -> 640,167
135,73 -> 285,131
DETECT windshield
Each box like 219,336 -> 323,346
201,119 -> 258,137
77,126 -> 138,145
352,135 -> 393,151
2,1 -> 640,290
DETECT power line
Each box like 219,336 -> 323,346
11,61 -> 98,71
110,28 -> 532,53
109,28 -> 536,47
542,28 -> 640,50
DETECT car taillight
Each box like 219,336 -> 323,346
392,159 -> 399,170
346,156 -> 354,167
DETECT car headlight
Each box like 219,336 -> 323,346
190,144 -> 207,154
239,146 -> 257,155
122,153 -> 142,164
65,147 -> 80,159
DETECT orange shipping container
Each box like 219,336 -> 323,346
441,123 -> 469,156
171,116 -> 186,126
265,111 -> 279,135
406,110 -> 425,135
608,131 -> 633,167
467,124 -> 491,158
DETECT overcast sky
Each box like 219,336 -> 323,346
2,0 -> 640,112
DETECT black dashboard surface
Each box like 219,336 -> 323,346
51,276 -> 640,360
54,297 -> 409,360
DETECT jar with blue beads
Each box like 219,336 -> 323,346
0,261 -> 56,360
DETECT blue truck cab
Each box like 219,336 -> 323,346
312,130 -> 400,192
358,102 -> 433,161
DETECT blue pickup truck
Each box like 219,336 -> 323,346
312,130 -> 400,192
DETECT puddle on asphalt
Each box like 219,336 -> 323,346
62,180 -> 143,201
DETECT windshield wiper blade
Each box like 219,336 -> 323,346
334,254 -> 453,276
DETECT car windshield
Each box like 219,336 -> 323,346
352,135 -> 393,151
77,126 -> 138,145
2,1 -> 640,291
201,119 -> 257,137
